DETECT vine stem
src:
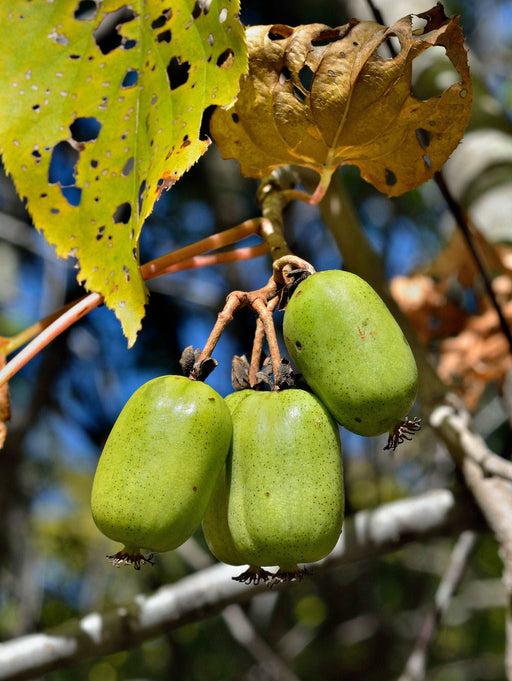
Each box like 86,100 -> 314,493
249,318 -> 265,387
252,297 -> 281,388
0,221 -> 266,386
140,218 -> 262,281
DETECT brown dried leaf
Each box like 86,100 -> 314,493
211,5 -> 471,196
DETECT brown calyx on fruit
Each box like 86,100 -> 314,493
384,417 -> 422,451
232,566 -> 273,585
269,565 -> 308,587
107,547 -> 155,570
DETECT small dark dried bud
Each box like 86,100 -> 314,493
179,346 -> 201,377
231,355 -> 251,391
278,269 -> 312,310
232,567 -> 273,585
193,357 -> 218,382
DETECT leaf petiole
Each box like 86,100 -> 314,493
0,220 -> 267,386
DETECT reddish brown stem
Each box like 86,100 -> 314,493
141,218 -> 262,281
160,242 -> 269,276
0,222 -> 268,386
251,297 -> 281,389
0,292 -> 102,386
249,318 -> 265,387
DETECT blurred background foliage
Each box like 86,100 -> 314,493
0,0 -> 511,679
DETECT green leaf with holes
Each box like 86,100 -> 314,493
0,0 -> 247,345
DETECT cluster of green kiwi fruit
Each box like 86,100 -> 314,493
91,271 -> 418,581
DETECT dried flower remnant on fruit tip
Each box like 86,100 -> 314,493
384,417 -> 422,451
107,547 -> 155,570
232,567 -> 273,584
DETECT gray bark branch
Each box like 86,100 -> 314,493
0,489 -> 479,681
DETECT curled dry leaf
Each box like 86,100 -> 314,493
211,5 -> 472,197
392,244 -> 512,411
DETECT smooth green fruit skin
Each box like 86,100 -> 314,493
91,376 -> 232,553
202,391 -> 253,566
283,271 -> 418,437
227,390 -> 344,568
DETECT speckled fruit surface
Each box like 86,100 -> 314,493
91,375 -> 232,553
283,271 -> 418,437
225,389 -> 344,569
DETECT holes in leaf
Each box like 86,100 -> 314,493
151,8 -> 172,29
181,135 -> 191,149
122,157 -> 134,177
311,29 -> 341,47
295,341 -> 302,351
113,202 -> 132,224
208,33 -> 214,47
138,179 -> 146,215
299,64 -> 314,92
279,66 -> 291,84
219,7 -> 227,23
32,104 -> 40,113
411,15 -> 428,35
192,0 -> 212,18
216,48 -> 234,69
90,159 -> 98,168
293,86 -> 306,104
96,226 -> 105,240
385,169 -> 397,186
121,69 -> 138,88
415,128 -> 432,149
70,116 -> 101,142
199,104 -> 216,141
61,187 -> 82,206
31,148 -> 41,161
93,6 -> 137,55
49,141 -> 79,187
374,41 -> 395,60
157,30 -> 171,43
74,0 -> 97,21
231,112 -> 239,123
410,46 -> 461,100
122,265 -> 130,282
268,25 -> 293,41
423,154 -> 432,169
167,56 -> 190,90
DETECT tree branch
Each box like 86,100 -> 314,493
397,531 -> 476,681
319,171 -> 512,680
0,489 -> 480,681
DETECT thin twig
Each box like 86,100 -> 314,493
141,218 -> 262,280
397,531 -> 477,681
249,318 -> 265,387
434,171 -> 512,354
251,297 -> 281,387
1,225 -> 268,385
0,293 -> 102,386
194,293 -> 244,370
362,0 -> 512,357
178,539 -> 303,681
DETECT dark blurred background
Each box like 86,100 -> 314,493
0,0 -> 511,679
